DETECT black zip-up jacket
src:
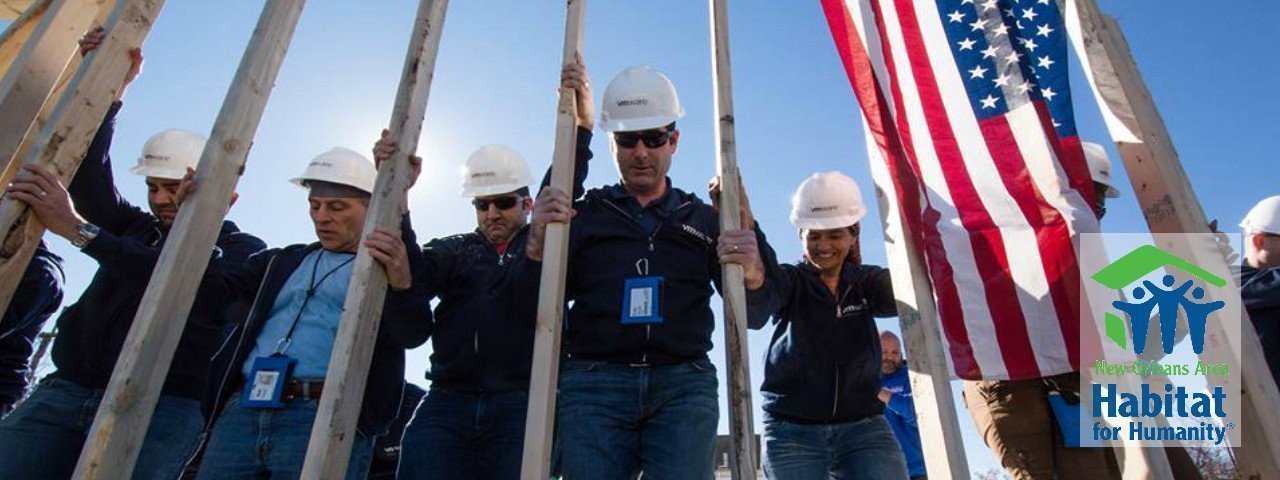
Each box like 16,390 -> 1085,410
420,228 -> 533,392
0,244 -> 63,408
752,260 -> 896,424
520,181 -> 779,365
418,127 -> 592,393
47,101 -> 266,401
186,217 -> 431,435
1238,264 -> 1280,387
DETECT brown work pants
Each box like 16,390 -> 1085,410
963,373 -> 1117,480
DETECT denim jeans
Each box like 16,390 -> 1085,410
396,387 -> 527,479
0,378 -> 203,480
195,395 -> 374,480
762,413 -> 909,480
557,358 -> 719,480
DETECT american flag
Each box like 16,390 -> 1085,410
821,0 -> 1100,380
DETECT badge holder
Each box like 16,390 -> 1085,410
242,338 -> 298,409
1047,391 -> 1082,447
621,258 -> 664,325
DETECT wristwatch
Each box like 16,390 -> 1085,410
70,222 -> 100,249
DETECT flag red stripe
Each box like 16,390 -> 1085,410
885,0 -> 1043,378
819,0 -> 981,377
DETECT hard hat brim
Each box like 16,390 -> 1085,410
130,164 -> 189,180
600,113 -> 684,133
791,214 -> 865,231
460,185 -> 530,198
1104,185 -> 1120,199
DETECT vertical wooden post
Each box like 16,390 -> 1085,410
71,1 -> 306,478
1067,1 -> 1280,477
297,0 -> 449,477
0,0 -> 158,335
520,1 -> 586,478
0,0 -> 108,173
863,128 -> 971,479
708,0 -> 757,477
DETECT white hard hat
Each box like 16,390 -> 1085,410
1082,142 -> 1120,199
460,145 -> 533,197
131,129 -> 207,180
289,147 -> 376,194
790,171 -> 868,230
599,66 -> 685,133
1241,195 -> 1280,235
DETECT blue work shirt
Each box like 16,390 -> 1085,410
881,364 -> 925,478
242,249 -> 355,380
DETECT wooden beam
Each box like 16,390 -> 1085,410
0,0 -> 157,331
0,0 -> 37,20
708,0 -> 757,478
0,0 -> 107,176
0,0 -> 50,75
863,126 -> 971,479
70,1 -> 305,478
519,1 -> 585,478
297,0 -> 449,477
1066,1 -> 1280,477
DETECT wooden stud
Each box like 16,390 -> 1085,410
519,1 -> 586,478
297,0 -> 450,477
71,1 -> 305,478
708,0 -> 757,477
0,0 -> 107,175
864,126 -> 971,479
0,0 -> 38,20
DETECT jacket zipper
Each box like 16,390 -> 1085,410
832,284 -> 852,418
206,255 -> 278,433
832,368 -> 840,417
597,197 -> 694,364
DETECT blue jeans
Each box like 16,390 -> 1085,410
195,395 -> 374,480
557,358 -> 719,480
0,378 -> 203,480
396,388 -> 527,479
762,413 -> 909,480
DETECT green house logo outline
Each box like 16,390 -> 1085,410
1090,245 -> 1226,350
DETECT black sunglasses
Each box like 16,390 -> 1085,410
472,196 -> 524,211
613,125 -> 675,149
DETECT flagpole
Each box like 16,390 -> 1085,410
1066,1 -> 1280,476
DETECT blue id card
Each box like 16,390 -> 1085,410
1048,391 -> 1081,447
621,276 -> 664,325
242,354 -> 296,409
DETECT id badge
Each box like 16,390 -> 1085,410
621,276 -> 664,325
242,354 -> 296,409
1047,391 -> 1082,447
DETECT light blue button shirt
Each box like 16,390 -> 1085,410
242,249 -> 355,380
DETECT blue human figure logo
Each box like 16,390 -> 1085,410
1111,274 -> 1225,355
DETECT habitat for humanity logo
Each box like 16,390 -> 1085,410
1086,244 -> 1235,446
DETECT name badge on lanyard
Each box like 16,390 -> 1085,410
243,354 -> 296,409
621,258 -> 664,325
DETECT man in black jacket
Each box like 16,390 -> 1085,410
1239,195 -> 1280,388
0,30 -> 265,480
526,64 -> 776,480
178,146 -> 430,480
0,244 -> 63,417
389,60 -> 594,480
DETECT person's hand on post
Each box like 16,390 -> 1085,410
877,388 -> 893,405
5,165 -> 86,240
708,173 -> 756,229
78,26 -> 143,98
1208,219 -> 1239,265
561,52 -> 594,130
373,128 -> 423,189
526,187 -> 575,262
365,227 -> 412,291
717,229 -> 765,291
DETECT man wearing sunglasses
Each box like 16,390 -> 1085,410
525,65 -> 778,479
378,59 -> 595,480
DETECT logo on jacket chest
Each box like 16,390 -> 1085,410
680,224 -> 713,246
837,302 -> 866,318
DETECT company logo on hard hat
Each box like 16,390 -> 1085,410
470,172 -> 497,179
616,97 -> 649,107
810,205 -> 840,213
144,154 -> 173,163
310,161 -> 334,168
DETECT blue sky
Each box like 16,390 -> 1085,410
5,0 -> 1276,475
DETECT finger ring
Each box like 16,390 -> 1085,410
39,190 -> 47,197
732,244 -> 740,252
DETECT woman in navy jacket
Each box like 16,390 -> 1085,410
752,172 -> 909,480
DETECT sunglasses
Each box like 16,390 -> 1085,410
613,125 -> 674,149
472,196 -> 525,211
